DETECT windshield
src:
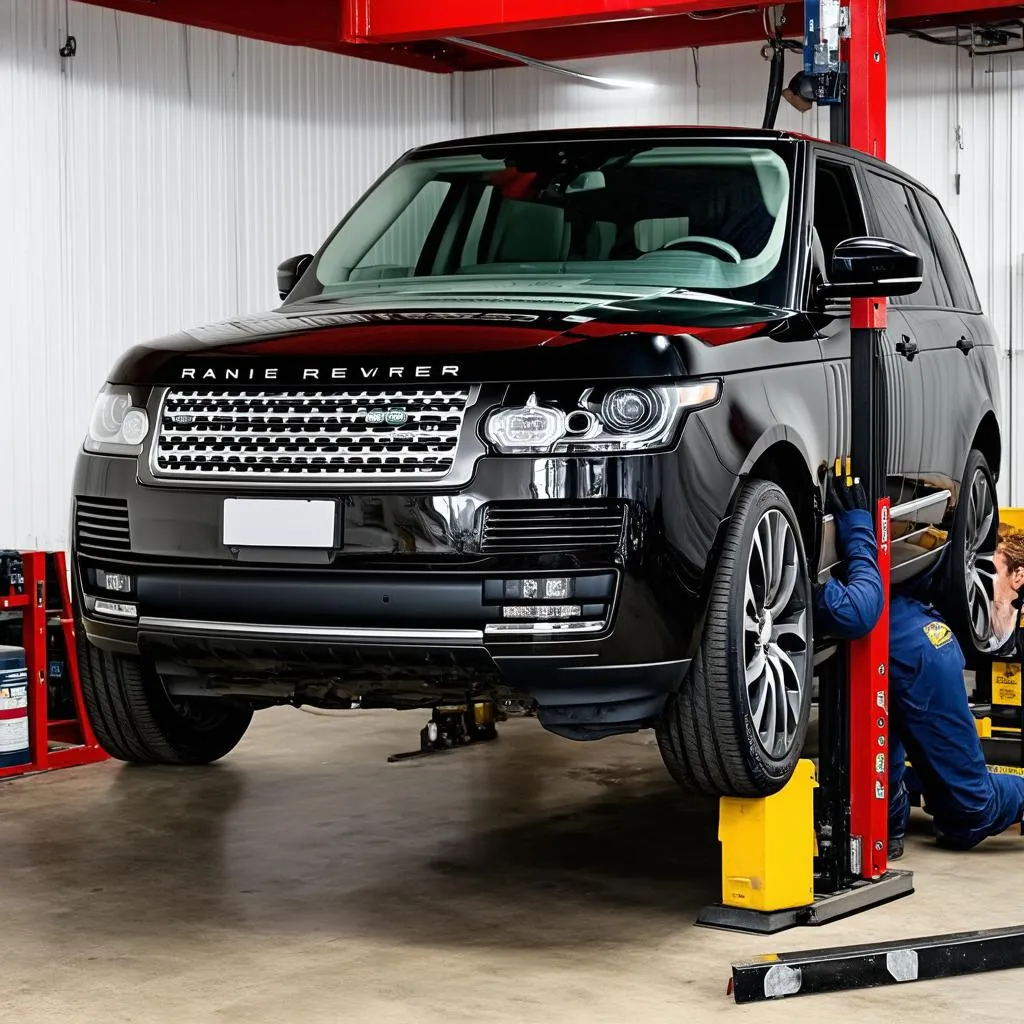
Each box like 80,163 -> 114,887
296,139 -> 796,307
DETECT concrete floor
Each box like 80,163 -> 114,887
2,710 -> 1023,1023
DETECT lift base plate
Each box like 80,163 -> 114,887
697,870 -> 914,934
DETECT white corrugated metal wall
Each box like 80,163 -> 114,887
0,0 -> 456,550
460,38 -> 1024,501
2,0 -> 1023,549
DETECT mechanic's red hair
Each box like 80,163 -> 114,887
997,524 -> 1024,575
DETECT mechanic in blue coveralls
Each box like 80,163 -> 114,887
816,468 -> 1024,857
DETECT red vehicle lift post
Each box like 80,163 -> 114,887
812,0 -> 908,901
697,0 -> 911,932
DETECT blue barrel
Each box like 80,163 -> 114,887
0,646 -> 29,768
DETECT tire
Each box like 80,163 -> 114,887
657,480 -> 813,797
77,632 -> 252,765
943,448 -> 999,654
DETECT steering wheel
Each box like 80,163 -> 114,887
657,235 -> 742,263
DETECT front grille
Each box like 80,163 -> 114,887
480,502 -> 626,554
153,388 -> 473,482
75,498 -> 130,557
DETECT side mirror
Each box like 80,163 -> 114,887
822,237 -> 923,299
277,253 -> 313,300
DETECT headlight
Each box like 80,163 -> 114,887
601,388 -> 660,433
484,381 -> 720,455
486,402 -> 565,452
84,386 -> 151,455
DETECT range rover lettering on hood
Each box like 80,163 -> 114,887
180,363 -> 460,383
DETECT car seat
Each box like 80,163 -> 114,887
634,216 -> 691,253
488,199 -> 569,263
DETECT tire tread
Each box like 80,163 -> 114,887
657,480 -> 812,797
75,626 -> 251,766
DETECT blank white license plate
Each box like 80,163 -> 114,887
222,499 -> 336,548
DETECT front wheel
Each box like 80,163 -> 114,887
657,480 -> 813,797
77,634 -> 252,765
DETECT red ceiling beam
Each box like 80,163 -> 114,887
344,0 -> 1024,44
892,0 -> 1019,15
345,0 -> 771,44
78,0 -> 1024,74
78,0 -> 450,72
84,0 -> 342,46
889,0 -> 1022,16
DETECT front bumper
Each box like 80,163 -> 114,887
72,424 -> 734,735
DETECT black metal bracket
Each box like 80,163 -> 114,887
387,701 -> 498,763
731,922 -> 1024,1003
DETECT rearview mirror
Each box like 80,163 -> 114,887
565,170 -> 606,193
822,237 -> 923,299
277,253 -> 313,300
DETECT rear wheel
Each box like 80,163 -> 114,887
77,634 -> 252,765
657,479 -> 813,797
944,448 -> 1000,654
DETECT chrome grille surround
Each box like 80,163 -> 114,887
151,386 -> 478,484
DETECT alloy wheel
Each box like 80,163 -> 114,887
964,466 -> 998,649
742,509 -> 809,758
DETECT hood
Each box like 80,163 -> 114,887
107,278 -> 807,386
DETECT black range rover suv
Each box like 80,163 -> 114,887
72,127 -> 1001,796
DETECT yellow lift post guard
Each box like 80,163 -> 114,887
719,758 -> 817,912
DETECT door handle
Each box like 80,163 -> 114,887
956,334 -> 975,355
896,335 -> 918,361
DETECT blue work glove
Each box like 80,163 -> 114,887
828,473 -> 869,518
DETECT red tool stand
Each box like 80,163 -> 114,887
0,551 -> 107,780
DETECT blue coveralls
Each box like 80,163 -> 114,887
815,508 -> 1024,850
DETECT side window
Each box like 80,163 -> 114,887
862,172 -> 947,307
916,190 -> 981,312
352,180 -> 450,277
813,160 -> 866,258
810,159 -> 866,306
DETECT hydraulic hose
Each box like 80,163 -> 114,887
762,42 -> 786,130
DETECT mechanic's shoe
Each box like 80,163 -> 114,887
888,837 -> 905,861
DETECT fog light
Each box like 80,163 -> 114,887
94,599 -> 138,619
504,577 -> 572,600
502,604 -> 581,620
543,577 -> 571,599
101,571 -> 132,593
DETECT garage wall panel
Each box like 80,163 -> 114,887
0,0 -> 64,549
234,39 -> 454,311
461,44 -> 829,138
4,3 -> 1023,552
0,0 -> 456,550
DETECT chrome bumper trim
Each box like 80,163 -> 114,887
137,617 -> 484,645
485,620 -> 607,635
